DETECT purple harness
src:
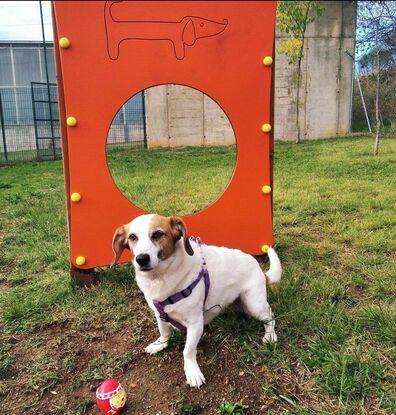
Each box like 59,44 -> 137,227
152,238 -> 210,330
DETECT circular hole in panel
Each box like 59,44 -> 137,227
106,84 -> 236,216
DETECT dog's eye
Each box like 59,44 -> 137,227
152,230 -> 165,240
129,233 -> 138,241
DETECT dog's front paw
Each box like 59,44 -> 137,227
262,332 -> 277,343
184,361 -> 205,388
144,337 -> 169,354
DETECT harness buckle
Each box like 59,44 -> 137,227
181,287 -> 192,297
159,313 -> 168,322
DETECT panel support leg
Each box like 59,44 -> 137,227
70,265 -> 98,287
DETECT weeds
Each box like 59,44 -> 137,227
219,400 -> 246,414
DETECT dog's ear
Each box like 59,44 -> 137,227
182,19 -> 196,46
111,224 -> 129,266
170,216 -> 194,256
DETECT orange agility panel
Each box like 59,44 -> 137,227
53,1 -> 276,269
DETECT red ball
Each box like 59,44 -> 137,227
96,378 -> 126,415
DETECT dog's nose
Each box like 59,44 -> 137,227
136,254 -> 150,267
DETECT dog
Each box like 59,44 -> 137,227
112,214 -> 282,388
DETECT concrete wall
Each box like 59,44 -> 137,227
275,1 -> 356,140
145,84 -> 235,148
145,1 -> 356,146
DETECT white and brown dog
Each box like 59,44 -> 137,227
112,214 -> 282,388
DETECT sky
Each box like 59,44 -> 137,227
0,1 -> 53,41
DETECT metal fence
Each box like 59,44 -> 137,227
0,86 -> 37,164
107,92 -> 147,149
31,82 -> 62,161
0,85 -> 146,165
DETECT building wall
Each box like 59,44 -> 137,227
0,42 -> 56,125
0,42 -> 56,88
275,1 -> 356,140
145,85 -> 235,149
146,1 -> 356,146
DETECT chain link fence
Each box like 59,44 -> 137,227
107,92 -> 147,149
0,87 -> 37,163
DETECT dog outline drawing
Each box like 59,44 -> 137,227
104,1 -> 228,60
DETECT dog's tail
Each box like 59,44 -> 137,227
265,247 -> 282,284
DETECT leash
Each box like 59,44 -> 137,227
152,237 -> 210,330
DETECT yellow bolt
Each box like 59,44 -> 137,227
261,244 -> 270,253
66,116 -> 77,127
261,123 -> 272,133
262,185 -> 272,194
263,56 -> 273,66
70,192 -> 81,202
75,256 -> 86,266
59,37 -> 70,49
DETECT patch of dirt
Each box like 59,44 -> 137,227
1,303 -> 331,415
2,324 -> 264,414
0,274 -> 12,292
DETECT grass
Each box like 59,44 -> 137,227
81,351 -> 135,383
0,148 -> 62,166
0,135 -> 395,414
107,145 -> 237,216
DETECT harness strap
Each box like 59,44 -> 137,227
152,238 -> 210,330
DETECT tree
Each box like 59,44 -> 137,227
276,1 -> 324,144
356,1 -> 396,155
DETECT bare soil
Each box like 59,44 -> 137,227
1,312 -> 320,415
